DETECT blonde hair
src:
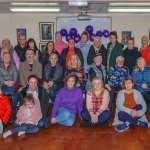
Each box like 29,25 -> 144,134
134,57 -> 146,73
68,53 -> 81,70
91,77 -> 104,98
141,35 -> 149,48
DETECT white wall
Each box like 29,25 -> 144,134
0,14 -> 149,49
0,14 -> 56,48
112,15 -> 150,48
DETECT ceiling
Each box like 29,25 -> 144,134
0,0 -> 149,15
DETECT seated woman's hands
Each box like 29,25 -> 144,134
48,81 -> 54,88
142,83 -> 148,89
131,109 -> 139,117
91,113 -> 98,124
51,118 -> 56,124
105,84 -> 111,91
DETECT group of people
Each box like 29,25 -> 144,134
0,30 -> 150,138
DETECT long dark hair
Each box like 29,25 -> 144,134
42,41 -> 55,58
27,38 -> 38,54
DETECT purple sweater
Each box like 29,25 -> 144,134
51,86 -> 83,118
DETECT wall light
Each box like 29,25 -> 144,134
108,2 -> 150,13
108,7 -> 150,13
10,7 -> 60,12
9,2 -> 60,12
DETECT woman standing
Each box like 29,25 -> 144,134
87,36 -> 107,67
139,35 -> 150,65
45,74 -> 83,127
76,31 -> 92,73
64,53 -> 87,91
27,38 -> 42,63
113,77 -> 149,132
80,77 -> 111,127
107,31 -> 123,70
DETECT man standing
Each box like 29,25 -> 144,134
14,35 -> 27,62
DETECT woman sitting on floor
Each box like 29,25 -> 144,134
45,74 -> 83,128
80,77 -> 111,127
3,93 -> 42,138
113,77 -> 149,132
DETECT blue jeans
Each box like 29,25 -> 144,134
11,91 -> 21,114
81,108 -> 111,125
118,104 -> 142,125
11,123 -> 39,134
13,117 -> 45,128
2,84 -> 15,96
37,117 -> 45,127
49,84 -> 62,103
55,107 -> 75,126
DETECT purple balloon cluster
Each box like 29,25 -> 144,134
60,28 -> 81,43
60,25 -> 110,43
85,25 -> 110,41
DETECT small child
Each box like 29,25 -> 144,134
0,87 -> 11,137
3,93 -> 42,138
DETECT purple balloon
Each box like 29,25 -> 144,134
96,30 -> 103,37
90,33 -> 95,41
103,30 -> 110,38
66,35 -> 71,42
60,29 -> 68,36
74,34 -> 81,43
85,25 -> 94,34
69,28 -> 77,37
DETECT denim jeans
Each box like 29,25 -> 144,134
81,108 -> 111,125
37,117 -> 45,127
55,107 -> 75,126
2,84 -> 15,96
118,104 -> 142,125
49,84 -> 62,103
11,123 -> 39,134
13,117 -> 45,128
11,91 -> 21,114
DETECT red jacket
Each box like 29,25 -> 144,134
0,94 -> 11,124
139,46 -> 150,65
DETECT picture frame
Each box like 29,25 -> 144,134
121,31 -> 132,45
39,43 -> 47,53
16,28 -> 27,42
39,22 -> 54,42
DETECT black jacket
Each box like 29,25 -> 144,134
61,47 -> 84,70
123,47 -> 141,74
19,86 -> 49,118
87,44 -> 107,66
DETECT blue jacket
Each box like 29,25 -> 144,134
132,66 -> 150,92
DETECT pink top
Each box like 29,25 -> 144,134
16,104 -> 42,125
54,41 -> 67,55
86,90 -> 110,115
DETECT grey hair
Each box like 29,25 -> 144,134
49,53 -> 58,60
116,56 -> 124,63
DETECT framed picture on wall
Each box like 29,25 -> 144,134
39,43 -> 47,53
121,31 -> 132,45
16,28 -> 27,42
39,22 -> 54,42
